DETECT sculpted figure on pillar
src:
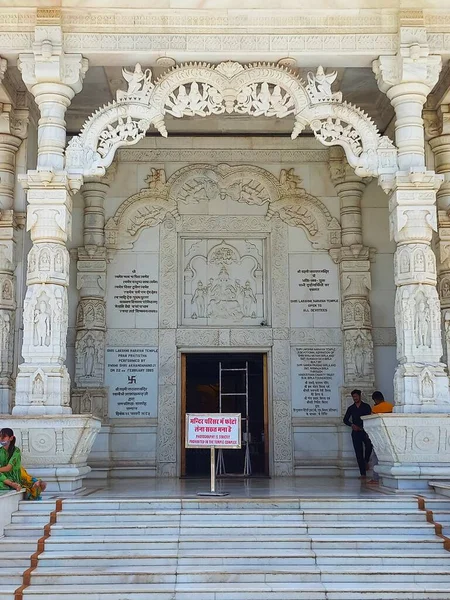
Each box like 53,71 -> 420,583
329,148 -> 375,392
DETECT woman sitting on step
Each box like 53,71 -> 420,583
0,428 -> 47,500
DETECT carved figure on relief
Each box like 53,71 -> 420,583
400,250 -> 410,274
2,279 -> 12,301
207,266 -> 243,320
415,295 -> 431,349
54,251 -> 63,273
191,281 -> 207,319
414,250 -> 425,272
122,63 -> 152,95
33,298 -> 51,347
0,313 -> 11,362
81,335 -> 96,377
242,281 -> 257,317
32,374 -> 44,397
441,278 -> 450,298
421,371 -> 434,400
353,332 -> 368,378
28,249 -> 36,272
306,66 -> 341,102
39,249 -> 50,271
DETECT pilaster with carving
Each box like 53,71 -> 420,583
426,106 -> 450,371
329,149 -> 375,396
0,94 -> 28,413
373,26 -> 450,415
72,171 -> 114,420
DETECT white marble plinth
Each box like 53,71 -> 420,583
1,414 -> 101,493
364,414 -> 450,491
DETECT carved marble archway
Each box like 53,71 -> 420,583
105,163 -> 341,252
66,62 -> 398,188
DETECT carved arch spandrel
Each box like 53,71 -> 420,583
105,164 -> 341,251
65,62 -> 398,187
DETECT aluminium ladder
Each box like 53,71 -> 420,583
216,361 -> 251,477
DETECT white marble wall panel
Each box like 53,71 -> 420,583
293,425 -> 339,474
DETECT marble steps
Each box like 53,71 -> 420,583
3,497 -> 450,600
28,498 -> 419,511
51,510 -> 305,523
18,582 -> 450,600
302,509 -> 427,522
26,564 -> 450,585
309,535 -> 444,549
37,550 -> 318,567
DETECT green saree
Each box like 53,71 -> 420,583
0,446 -> 22,489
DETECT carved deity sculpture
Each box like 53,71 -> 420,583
32,374 -> 44,397
353,332 -> 367,378
2,280 -> 11,301
207,266 -> 243,320
122,63 -> 152,95
82,335 -> 96,377
33,300 -> 51,347
55,251 -> 63,272
191,281 -> 207,318
0,313 -> 10,364
422,372 -> 434,399
415,298 -> 431,348
242,281 -> 257,317
39,250 -> 50,271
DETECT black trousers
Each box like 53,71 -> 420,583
351,430 -> 373,476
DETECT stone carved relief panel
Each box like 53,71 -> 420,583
343,329 -> 374,382
27,243 -> 69,285
182,238 -> 265,326
75,330 -> 105,386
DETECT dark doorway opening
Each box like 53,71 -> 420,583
182,352 -> 268,477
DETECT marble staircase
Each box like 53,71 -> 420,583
0,497 -> 450,599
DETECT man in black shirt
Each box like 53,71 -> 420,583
343,389 -> 373,478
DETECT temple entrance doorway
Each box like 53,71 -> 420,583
181,352 -> 268,477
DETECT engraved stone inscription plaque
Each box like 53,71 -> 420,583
291,346 -> 343,417
106,347 -> 158,418
289,253 -> 340,328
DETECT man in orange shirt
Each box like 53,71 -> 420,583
368,391 -> 393,484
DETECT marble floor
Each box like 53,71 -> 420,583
78,476 -> 419,499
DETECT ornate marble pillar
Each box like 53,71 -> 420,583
373,29 -> 448,414
0,99 -> 27,413
8,29 -> 99,492
72,174 -> 114,420
363,27 -> 450,490
329,149 -> 375,395
427,107 -> 450,367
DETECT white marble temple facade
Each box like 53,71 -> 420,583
0,3 -> 450,490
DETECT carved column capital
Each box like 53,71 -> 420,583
373,27 -> 441,95
17,27 -> 88,172
373,27 -> 442,172
18,25 -> 87,96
